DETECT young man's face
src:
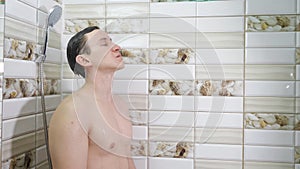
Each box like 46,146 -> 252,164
84,29 -> 124,72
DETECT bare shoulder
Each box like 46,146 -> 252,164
49,95 -> 89,169
49,95 -> 85,135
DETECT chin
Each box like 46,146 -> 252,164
116,63 -> 125,70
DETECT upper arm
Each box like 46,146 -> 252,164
49,104 -> 89,169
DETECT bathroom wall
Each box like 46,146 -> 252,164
62,0 -> 300,169
2,0 -> 63,168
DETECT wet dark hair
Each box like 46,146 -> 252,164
67,26 -> 100,78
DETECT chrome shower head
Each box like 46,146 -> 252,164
48,5 -> 62,27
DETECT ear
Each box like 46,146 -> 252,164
75,55 -> 92,67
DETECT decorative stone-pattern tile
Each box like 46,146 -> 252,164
149,141 -> 193,158
42,79 -> 60,95
297,48 -> 300,64
2,151 -> 35,169
3,79 -> 38,99
195,80 -> 243,96
64,19 -> 105,34
107,19 -> 149,33
130,111 -> 148,125
4,38 -> 36,61
149,48 -> 194,64
131,140 -> 147,156
121,48 -> 149,64
2,78 -> 59,99
296,114 -> 300,130
247,15 -> 297,32
245,113 -> 294,130
149,80 -> 194,95
296,146 -> 300,163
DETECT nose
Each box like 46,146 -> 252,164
111,43 -> 121,52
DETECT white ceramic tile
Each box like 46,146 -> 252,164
297,65 -> 300,80
38,28 -> 61,49
45,47 -> 62,64
296,132 -> 300,146
4,59 -> 37,78
244,145 -> 294,163
3,115 -> 35,140
37,9 -> 47,29
245,81 -> 295,97
63,0 -> 105,4
245,48 -> 296,65
64,4 -> 105,19
197,17 -> 244,32
150,33 -> 196,48
19,0 -> 38,7
149,96 -> 194,111
2,133 -> 35,161
113,80 -> 148,95
150,2 -> 196,17
149,111 -> 194,127
43,63 -> 61,79
0,47 -> 3,60
107,3 -> 149,18
62,34 -> 72,50
195,112 -> 243,129
244,130 -> 294,146
297,99 -> 300,113
36,162 -> 49,169
297,81 -> 300,97
150,18 -> 196,33
3,97 -> 37,120
149,158 -> 193,169
195,159 -> 242,169
197,0 -> 244,16
245,65 -> 295,80
119,94 -> 148,110
244,161 -> 294,169
298,0 -> 300,14
149,126 -> 194,142
196,65 -> 243,80
36,111 -> 53,130
246,32 -> 296,48
37,95 -> 61,112
245,97 -> 295,113
196,49 -> 244,65
6,0 -> 37,25
195,96 -> 243,113
0,18 -> 4,32
246,0 -> 296,15
197,32 -> 244,49
133,157 -> 147,169
0,5 -> 4,17
195,128 -> 243,145
195,144 -> 242,161
132,126 -> 148,140
61,79 -> 85,93
110,34 -> 149,48
149,65 -> 195,80
114,65 -> 148,80
38,0 -> 60,12
297,32 -> 300,47
5,17 -> 37,43
36,145 -> 47,165
107,0 -> 149,2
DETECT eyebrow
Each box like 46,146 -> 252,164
99,37 -> 112,42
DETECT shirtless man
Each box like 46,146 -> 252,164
49,26 -> 136,169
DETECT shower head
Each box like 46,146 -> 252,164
47,5 -> 62,27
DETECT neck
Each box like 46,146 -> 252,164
83,69 -> 115,101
